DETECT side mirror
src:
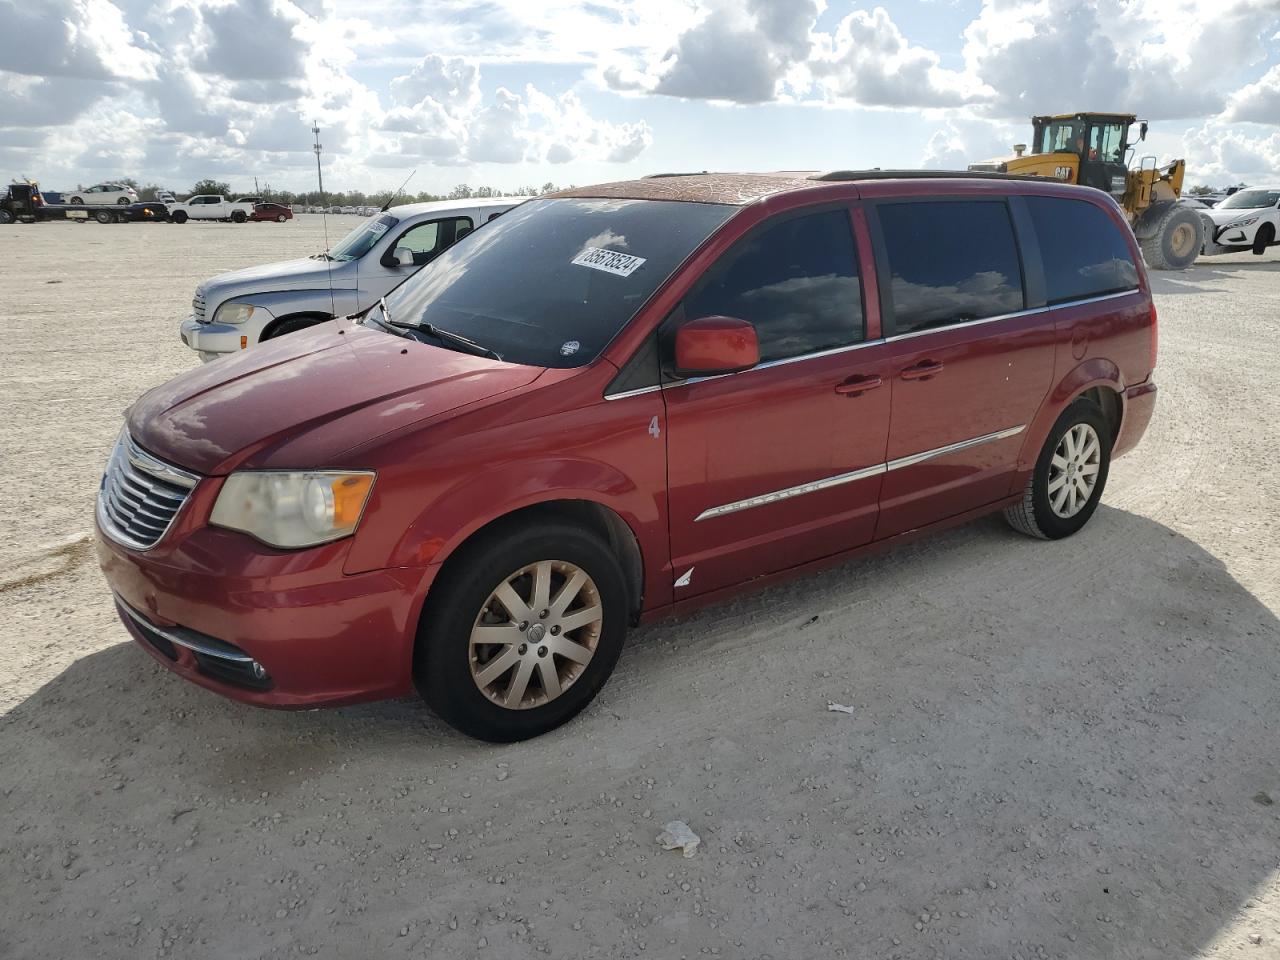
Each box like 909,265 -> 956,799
392,247 -> 414,267
674,316 -> 759,378
1139,121 -> 1148,142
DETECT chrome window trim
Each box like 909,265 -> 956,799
694,423 -> 1025,521
114,595 -> 255,663
605,287 -> 1141,399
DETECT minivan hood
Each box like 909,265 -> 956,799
128,322 -> 544,475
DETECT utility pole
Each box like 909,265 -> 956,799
312,122 -> 324,205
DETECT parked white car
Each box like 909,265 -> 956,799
67,183 -> 138,205
167,195 -> 257,223
1201,187 -> 1280,256
179,197 -> 528,360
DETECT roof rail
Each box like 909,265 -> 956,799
810,169 -> 1053,183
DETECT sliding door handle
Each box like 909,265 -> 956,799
900,360 -> 944,381
835,375 -> 883,396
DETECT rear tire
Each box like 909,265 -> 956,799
231,210 -> 246,223
94,210 -> 113,224
1140,205 -> 1203,270
0,209 -> 13,225
172,211 -> 188,223
1004,399 -> 1112,540
415,522 -> 629,742
70,196 -> 84,205
117,197 -> 129,205
1252,223 -> 1274,255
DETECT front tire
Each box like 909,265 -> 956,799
415,522 -> 629,742
1252,223 -> 1274,255
276,214 -> 287,223
1005,399 -> 1112,540
172,210 -> 188,223
0,209 -> 13,225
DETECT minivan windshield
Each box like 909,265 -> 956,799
379,197 -> 737,368
328,213 -> 398,261
1218,189 -> 1280,210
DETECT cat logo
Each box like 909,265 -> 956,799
1054,166 -> 1073,181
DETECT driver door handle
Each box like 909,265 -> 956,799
900,360 -> 945,381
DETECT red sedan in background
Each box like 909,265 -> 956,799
250,202 -> 293,222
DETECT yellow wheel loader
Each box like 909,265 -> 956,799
969,112 -> 1205,270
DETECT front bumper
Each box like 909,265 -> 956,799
179,309 -> 273,362
96,518 -> 434,708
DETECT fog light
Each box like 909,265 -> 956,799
251,661 -> 268,680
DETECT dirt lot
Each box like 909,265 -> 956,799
1,215 -> 1278,959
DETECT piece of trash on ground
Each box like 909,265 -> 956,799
827,701 -> 856,714
656,821 -> 701,858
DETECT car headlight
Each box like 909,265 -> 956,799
213,302 -> 257,325
1226,216 -> 1259,229
210,471 -> 375,548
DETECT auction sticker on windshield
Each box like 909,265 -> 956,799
571,247 -> 646,278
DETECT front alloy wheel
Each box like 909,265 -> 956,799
416,521 -> 628,741
469,561 -> 603,709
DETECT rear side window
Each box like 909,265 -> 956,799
683,208 -> 863,363
1025,196 -> 1139,304
877,201 -> 1024,335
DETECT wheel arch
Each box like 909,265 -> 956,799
1016,359 -> 1124,480
260,310 -> 332,341
422,498 -> 646,625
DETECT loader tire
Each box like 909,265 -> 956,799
1140,205 -> 1203,271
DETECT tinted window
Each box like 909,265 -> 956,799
683,209 -> 862,363
1025,196 -> 1138,304
878,201 -> 1024,335
382,198 -> 736,368
329,213 -> 399,262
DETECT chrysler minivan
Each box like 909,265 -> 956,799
97,171 -> 1158,741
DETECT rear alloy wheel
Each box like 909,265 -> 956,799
94,210 -> 114,224
416,522 -> 628,741
276,214 -> 287,223
1004,399 -> 1112,540
117,197 -> 130,205
70,196 -> 84,205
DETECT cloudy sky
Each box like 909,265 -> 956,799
3,0 -> 1279,196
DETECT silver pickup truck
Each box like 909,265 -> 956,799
179,197 -> 525,361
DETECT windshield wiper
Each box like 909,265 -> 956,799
377,298 -> 503,361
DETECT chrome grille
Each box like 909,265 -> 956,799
193,288 -> 207,323
97,432 -> 199,550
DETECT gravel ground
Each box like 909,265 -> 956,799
1,215 -> 1278,959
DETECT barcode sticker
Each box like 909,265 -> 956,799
571,247 -> 646,277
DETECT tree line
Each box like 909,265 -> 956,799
112,178 -> 573,205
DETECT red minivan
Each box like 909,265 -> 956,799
97,171 -> 1158,741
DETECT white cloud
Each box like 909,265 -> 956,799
1226,64 -> 1280,125
813,7 -> 984,108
